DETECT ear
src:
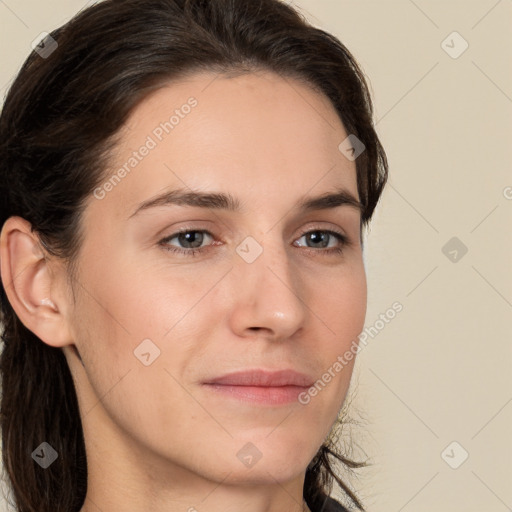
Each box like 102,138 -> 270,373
0,216 -> 73,348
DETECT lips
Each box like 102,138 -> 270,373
203,369 -> 314,387
201,369 -> 315,405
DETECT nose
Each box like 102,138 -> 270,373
228,237 -> 307,341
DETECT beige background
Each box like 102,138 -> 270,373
1,1 -> 511,511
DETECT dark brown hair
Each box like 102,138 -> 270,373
0,1 -> 388,511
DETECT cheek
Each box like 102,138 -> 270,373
308,262 -> 366,405
71,253 -> 225,411
322,262 -> 367,343
77,248 -> 205,339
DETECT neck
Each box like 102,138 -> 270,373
78,410 -> 309,512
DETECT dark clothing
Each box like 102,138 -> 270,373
309,494 -> 351,512
321,496 -> 350,511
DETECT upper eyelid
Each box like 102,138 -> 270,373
162,224 -> 346,237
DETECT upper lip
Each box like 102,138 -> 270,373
203,369 -> 314,387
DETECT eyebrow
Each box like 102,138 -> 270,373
128,186 -> 363,219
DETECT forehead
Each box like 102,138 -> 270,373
88,70 -> 358,220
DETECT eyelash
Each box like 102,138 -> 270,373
158,226 -> 351,258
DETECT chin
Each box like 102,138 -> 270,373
221,459 -> 307,486
223,436 -> 317,483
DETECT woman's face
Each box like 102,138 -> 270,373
64,70 -> 367,487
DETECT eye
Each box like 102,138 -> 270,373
158,227 -> 350,258
159,229 -> 216,257
294,229 -> 349,255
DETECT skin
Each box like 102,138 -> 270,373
0,70 -> 367,512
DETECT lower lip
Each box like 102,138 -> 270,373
202,384 -> 309,405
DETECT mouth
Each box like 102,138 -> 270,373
201,369 -> 314,406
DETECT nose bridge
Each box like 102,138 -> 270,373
230,230 -> 306,338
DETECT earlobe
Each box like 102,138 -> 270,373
0,216 -> 73,348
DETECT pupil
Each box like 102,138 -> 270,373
309,231 -> 327,248
180,231 -> 203,248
